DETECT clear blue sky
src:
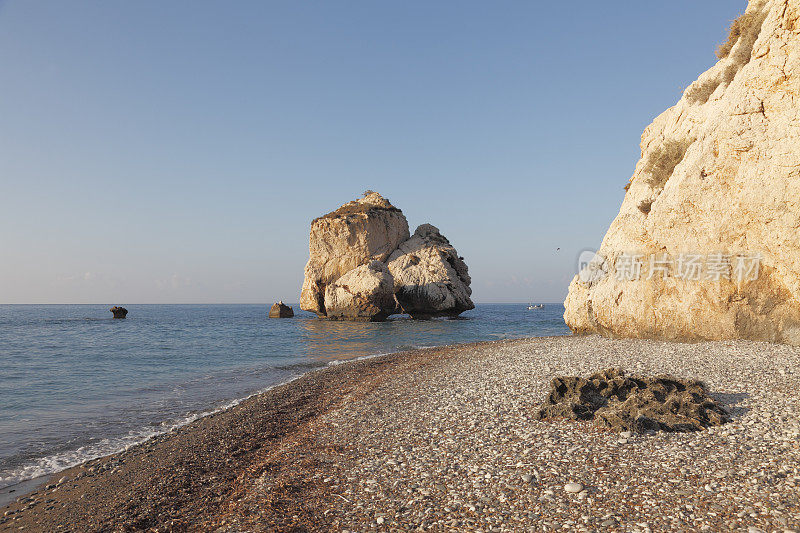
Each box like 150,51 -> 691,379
0,1 -> 746,304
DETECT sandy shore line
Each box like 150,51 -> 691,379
0,339 -> 494,532
2,335 -> 800,532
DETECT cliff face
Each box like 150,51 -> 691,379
565,0 -> 800,343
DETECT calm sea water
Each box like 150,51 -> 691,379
0,303 -> 568,489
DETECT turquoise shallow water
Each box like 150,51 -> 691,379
0,303 -> 568,488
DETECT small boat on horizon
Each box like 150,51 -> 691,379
527,304 -> 544,310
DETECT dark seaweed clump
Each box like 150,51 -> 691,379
533,368 -> 730,433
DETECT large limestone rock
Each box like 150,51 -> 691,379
565,0 -> 800,343
387,224 -> 474,318
300,192 -> 410,317
323,260 -> 397,321
299,192 -> 474,321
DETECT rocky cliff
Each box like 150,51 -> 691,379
564,0 -> 800,343
300,192 -> 474,320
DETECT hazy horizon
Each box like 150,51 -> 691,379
0,1 -> 748,304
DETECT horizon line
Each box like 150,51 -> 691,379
0,301 -> 566,306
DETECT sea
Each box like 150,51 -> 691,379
0,303 -> 568,491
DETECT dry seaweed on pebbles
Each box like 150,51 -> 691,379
533,367 -> 731,432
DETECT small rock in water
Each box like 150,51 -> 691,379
109,306 -> 128,319
268,301 -> 294,318
564,482 -> 584,493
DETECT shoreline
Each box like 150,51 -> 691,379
0,478 -> 48,511
0,373 -> 310,508
0,302 -> 568,504
2,335 -> 799,532
0,337 -> 520,531
0,335 -> 554,508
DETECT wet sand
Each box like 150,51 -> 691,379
0,478 -> 47,509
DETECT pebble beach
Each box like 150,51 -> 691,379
2,335 -> 800,532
